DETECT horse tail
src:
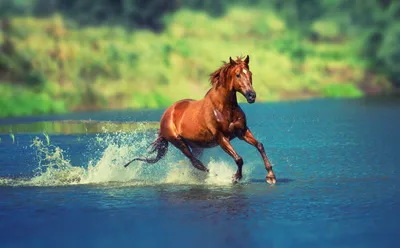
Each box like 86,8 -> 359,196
123,134 -> 168,168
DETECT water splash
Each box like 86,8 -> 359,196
163,159 -> 240,186
27,137 -> 85,186
1,123 -> 252,187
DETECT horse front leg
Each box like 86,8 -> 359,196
217,135 -> 244,183
239,127 -> 276,184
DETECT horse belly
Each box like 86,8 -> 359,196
179,122 -> 217,147
183,138 -> 219,149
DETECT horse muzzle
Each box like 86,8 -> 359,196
245,91 -> 256,103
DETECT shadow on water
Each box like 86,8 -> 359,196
248,178 -> 295,184
155,185 -> 254,220
146,185 -> 265,247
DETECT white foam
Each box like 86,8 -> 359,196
2,126 -> 253,188
163,159 -> 239,186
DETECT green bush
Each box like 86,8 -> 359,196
0,84 -> 67,117
0,4 -> 394,117
321,83 -> 364,98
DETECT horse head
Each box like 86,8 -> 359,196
228,55 -> 256,103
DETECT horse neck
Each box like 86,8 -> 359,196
207,83 -> 238,110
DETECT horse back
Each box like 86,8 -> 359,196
159,98 -> 217,145
159,98 -> 197,135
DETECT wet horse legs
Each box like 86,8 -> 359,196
191,148 -> 204,159
217,136 -> 243,182
169,137 -> 209,172
240,128 -> 276,184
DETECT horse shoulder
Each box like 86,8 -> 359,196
234,105 -> 247,121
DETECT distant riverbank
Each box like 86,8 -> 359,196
0,7 -> 393,118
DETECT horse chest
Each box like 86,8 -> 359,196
213,108 -> 244,134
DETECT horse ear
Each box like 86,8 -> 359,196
244,55 -> 250,64
229,57 -> 236,65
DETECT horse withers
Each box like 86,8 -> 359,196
124,55 -> 277,184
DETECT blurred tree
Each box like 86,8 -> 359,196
0,0 -> 35,16
0,0 -> 399,87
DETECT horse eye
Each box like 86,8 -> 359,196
236,73 -> 240,78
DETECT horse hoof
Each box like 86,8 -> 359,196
232,175 -> 242,184
266,176 -> 276,185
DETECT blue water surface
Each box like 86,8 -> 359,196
1,98 -> 400,248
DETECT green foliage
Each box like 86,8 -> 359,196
0,1 -> 397,117
131,91 -> 173,109
0,84 -> 67,117
311,20 -> 340,41
321,83 -> 364,98
375,18 -> 400,85
340,0 -> 400,87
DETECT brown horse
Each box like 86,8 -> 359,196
123,55 -> 276,184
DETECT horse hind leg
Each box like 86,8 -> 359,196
191,147 -> 204,159
169,137 -> 209,172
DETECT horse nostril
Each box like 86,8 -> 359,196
245,91 -> 256,103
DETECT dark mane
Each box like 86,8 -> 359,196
209,56 -> 248,87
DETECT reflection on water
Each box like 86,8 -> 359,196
153,185 -> 258,247
157,186 -> 252,218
